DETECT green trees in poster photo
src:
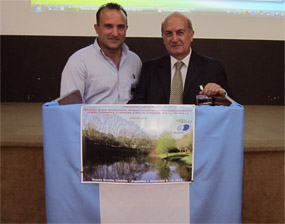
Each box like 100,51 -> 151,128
156,132 -> 193,168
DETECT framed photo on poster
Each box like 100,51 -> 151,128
81,104 -> 195,184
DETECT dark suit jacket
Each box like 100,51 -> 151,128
129,51 -> 231,104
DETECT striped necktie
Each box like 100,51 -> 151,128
169,61 -> 184,104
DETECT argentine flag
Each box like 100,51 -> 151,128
43,102 -> 243,223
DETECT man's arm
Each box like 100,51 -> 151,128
199,61 -> 232,98
60,57 -> 86,99
128,63 -> 149,104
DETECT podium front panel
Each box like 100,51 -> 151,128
42,102 -> 243,223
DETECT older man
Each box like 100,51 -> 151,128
129,12 -> 231,104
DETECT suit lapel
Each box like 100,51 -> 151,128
158,56 -> 171,101
183,51 -> 203,97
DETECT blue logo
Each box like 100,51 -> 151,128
177,124 -> 190,131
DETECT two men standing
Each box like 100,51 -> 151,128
60,3 -> 231,105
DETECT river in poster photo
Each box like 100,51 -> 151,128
81,104 -> 195,184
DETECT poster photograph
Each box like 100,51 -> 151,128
81,104 -> 195,184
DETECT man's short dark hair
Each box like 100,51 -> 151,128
96,2 -> 127,26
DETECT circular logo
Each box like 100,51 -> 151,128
177,124 -> 190,131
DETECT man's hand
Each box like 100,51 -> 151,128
199,83 -> 225,97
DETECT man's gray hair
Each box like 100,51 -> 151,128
161,12 -> 193,34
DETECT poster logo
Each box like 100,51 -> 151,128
176,119 -> 191,131
177,124 -> 190,131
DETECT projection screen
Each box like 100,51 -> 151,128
1,0 -> 284,40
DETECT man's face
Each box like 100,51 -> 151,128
162,14 -> 194,60
94,8 -> 128,52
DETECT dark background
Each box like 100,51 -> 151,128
1,35 -> 284,105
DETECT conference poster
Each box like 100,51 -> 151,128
81,104 -> 195,184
